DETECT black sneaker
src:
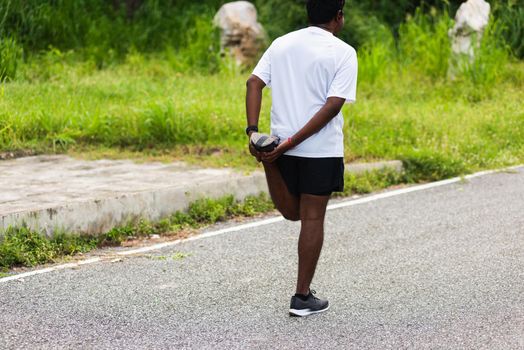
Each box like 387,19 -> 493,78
289,290 -> 329,317
250,132 -> 280,152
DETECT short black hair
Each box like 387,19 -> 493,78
307,0 -> 345,25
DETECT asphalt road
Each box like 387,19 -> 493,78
1,168 -> 523,349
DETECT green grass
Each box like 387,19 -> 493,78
351,69 -> 524,172
1,8 -> 523,178
0,226 -> 99,271
1,53 -> 522,176
0,54 -> 256,153
337,168 -> 408,197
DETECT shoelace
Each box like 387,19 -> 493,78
309,289 -> 319,300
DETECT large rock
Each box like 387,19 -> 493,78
213,1 -> 266,65
449,0 -> 491,57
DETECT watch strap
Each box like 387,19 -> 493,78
245,125 -> 259,135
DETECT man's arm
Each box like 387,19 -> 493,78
246,74 -> 266,133
288,97 -> 345,147
260,96 -> 346,163
246,74 -> 267,161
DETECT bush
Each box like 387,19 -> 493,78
0,0 -> 224,71
339,7 -> 393,49
492,0 -> 524,59
453,18 -> 510,89
188,197 -> 231,223
357,26 -> 395,85
0,37 -> 22,81
0,226 -> 56,268
398,8 -> 453,80
235,193 -> 274,216
168,15 -> 222,73
254,0 -> 306,41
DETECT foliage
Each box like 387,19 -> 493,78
0,1 -> 522,75
354,0 -> 460,31
253,0 -> 307,40
1,45 -> 523,169
398,8 -> 453,80
0,37 -> 22,81
356,22 -> 396,85
0,226 -> 98,269
347,59 -> 524,174
356,6 -> 513,90
492,0 -> 524,58
452,18 -> 510,89
0,226 -> 57,268
166,16 -> 223,73
0,0 -> 223,68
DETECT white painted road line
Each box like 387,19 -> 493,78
0,257 -> 102,283
1,165 -> 522,284
327,166 -> 521,211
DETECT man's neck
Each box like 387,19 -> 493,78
311,23 -> 335,34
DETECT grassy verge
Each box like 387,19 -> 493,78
1,8 -> 522,175
338,168 -> 407,197
0,192 -> 274,272
0,167 -> 412,272
1,55 -> 522,174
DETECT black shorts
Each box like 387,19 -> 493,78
276,155 -> 344,197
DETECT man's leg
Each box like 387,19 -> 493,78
295,193 -> 330,295
262,162 -> 300,221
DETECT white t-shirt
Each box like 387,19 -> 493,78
252,26 -> 358,158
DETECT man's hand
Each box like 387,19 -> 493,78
260,139 -> 293,163
249,141 -> 262,162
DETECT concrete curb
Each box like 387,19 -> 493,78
1,168 -> 268,237
1,158 -> 402,237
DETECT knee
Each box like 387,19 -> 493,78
282,211 -> 300,221
274,203 -> 300,221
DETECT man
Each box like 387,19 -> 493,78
245,0 -> 357,317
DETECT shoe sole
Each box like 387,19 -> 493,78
289,304 -> 330,317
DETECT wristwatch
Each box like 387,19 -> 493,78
245,125 -> 258,135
